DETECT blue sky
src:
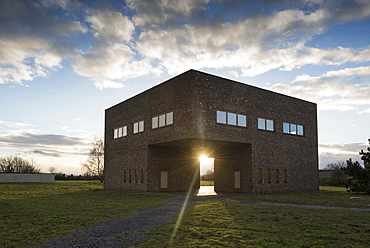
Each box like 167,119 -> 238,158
1,0 -> 370,174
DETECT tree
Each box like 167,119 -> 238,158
0,156 -> 40,173
82,137 -> 104,182
342,139 -> 370,194
323,161 -> 347,186
201,169 -> 214,181
48,166 -> 57,174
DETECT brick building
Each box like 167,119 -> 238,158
104,70 -> 318,193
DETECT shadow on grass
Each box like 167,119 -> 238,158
135,200 -> 370,247
0,181 -> 173,247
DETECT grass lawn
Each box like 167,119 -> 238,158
200,180 -> 214,186
0,181 -> 173,247
231,186 -> 370,209
135,187 -> 370,247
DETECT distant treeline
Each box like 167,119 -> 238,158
55,173 -> 101,180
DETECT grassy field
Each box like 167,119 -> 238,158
135,186 -> 370,247
0,181 -> 172,247
2,182 -> 370,247
231,186 -> 370,209
200,180 -> 214,186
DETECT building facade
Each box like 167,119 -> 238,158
104,70 -> 318,193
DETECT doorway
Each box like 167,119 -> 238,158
198,155 -> 216,195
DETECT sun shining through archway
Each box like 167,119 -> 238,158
198,154 -> 216,196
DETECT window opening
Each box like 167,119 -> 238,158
114,126 -> 127,139
283,122 -> 304,136
258,168 -> 263,183
284,169 -> 288,183
133,121 -> 144,134
267,169 -> 271,183
152,111 -> 174,129
217,110 -> 247,127
140,169 -> 144,183
258,118 -> 274,131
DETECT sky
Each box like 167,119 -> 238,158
1,0 -> 370,175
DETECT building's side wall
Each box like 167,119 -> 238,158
189,71 -> 318,193
104,72 -> 200,191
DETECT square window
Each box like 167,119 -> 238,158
266,119 -> 274,131
258,118 -> 265,130
297,125 -> 304,136
228,112 -> 237,125
238,114 -> 247,127
123,126 -> 127,136
290,124 -> 297,134
152,116 -> 158,129
114,129 -> 118,139
133,122 -> 138,133
283,123 -> 290,133
118,127 -> 123,137
139,121 -> 144,132
159,114 -> 165,127
217,111 -> 227,124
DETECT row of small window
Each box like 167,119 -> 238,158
283,122 -> 304,136
217,110 -> 304,135
114,111 -> 174,139
216,110 -> 247,127
152,112 -> 173,129
258,168 -> 288,183
123,169 -> 145,183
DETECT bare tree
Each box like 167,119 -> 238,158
0,156 -> 40,173
324,161 -> 347,186
48,166 -> 57,174
82,137 -> 104,182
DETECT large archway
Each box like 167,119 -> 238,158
148,139 -> 252,193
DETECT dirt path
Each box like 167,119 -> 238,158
38,193 -> 370,247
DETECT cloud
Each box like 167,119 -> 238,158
358,108 -> 370,114
86,10 -> 135,42
269,65 -> 370,111
73,9 -> 162,89
2,0 -> 370,90
0,0 -> 87,85
0,132 -> 87,147
318,142 -> 368,168
31,149 -> 62,157
132,1 -> 370,77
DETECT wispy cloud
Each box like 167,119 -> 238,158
318,142 -> 368,168
30,149 -> 62,158
270,65 -> 370,111
0,118 -> 92,159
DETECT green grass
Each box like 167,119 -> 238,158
200,180 -> 214,186
0,181 -> 172,247
135,201 -> 370,247
231,186 -> 370,209
134,186 -> 370,247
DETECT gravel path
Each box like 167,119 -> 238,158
37,193 -> 370,247
39,196 -> 187,248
